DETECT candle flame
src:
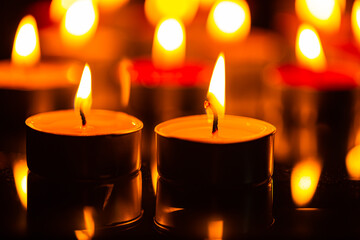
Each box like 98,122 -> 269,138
144,0 -> 199,26
11,15 -> 40,66
295,0 -> 341,33
13,159 -> 28,209
352,0 -> 360,46
61,0 -> 99,47
152,18 -> 186,69
207,53 -> 225,119
346,145 -> 360,180
75,207 -> 95,240
206,0 -> 251,42
296,24 -> 326,72
291,158 -> 322,207
208,220 -> 223,240
75,64 -> 92,116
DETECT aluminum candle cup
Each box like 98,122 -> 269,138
263,65 -> 360,179
154,177 -> 273,238
27,171 -> 142,237
26,110 -> 143,180
155,115 -> 276,185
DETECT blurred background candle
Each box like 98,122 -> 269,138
263,23 -> 360,182
26,64 -> 142,179
120,17 -> 210,172
0,15 -> 81,154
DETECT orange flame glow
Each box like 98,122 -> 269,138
296,24 -> 326,72
339,0 -> 346,12
346,145 -> 360,180
75,207 -> 95,240
117,58 -> 132,108
207,53 -> 225,119
144,0 -> 199,26
152,18 -> 186,69
97,0 -> 129,12
50,0 -> 77,22
352,0 -> 360,46
13,160 -> 28,209
151,154 -> 159,195
75,64 -> 92,115
295,0 -> 341,34
199,0 -> 217,9
291,158 -> 322,207
206,0 -> 251,42
12,15 -> 40,66
60,0 -> 99,47
208,219 -> 224,240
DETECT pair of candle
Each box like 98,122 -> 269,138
26,53 -> 276,182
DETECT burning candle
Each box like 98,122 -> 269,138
154,55 -> 275,237
0,15 -> 81,153
155,53 -> 275,184
26,64 -> 143,179
263,24 -> 359,180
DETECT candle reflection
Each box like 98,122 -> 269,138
208,219 -> 223,240
13,159 -> 28,209
346,145 -> 360,180
27,171 -> 142,237
154,177 -> 273,238
75,207 -> 95,240
291,158 -> 322,207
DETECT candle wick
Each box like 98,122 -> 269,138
80,108 -> 87,127
204,100 -> 218,135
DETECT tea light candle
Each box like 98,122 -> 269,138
0,15 -> 81,153
263,24 -> 359,180
156,114 -> 275,185
26,64 -> 143,179
155,53 -> 276,185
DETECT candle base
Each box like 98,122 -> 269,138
26,110 -> 143,180
155,115 -> 275,185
